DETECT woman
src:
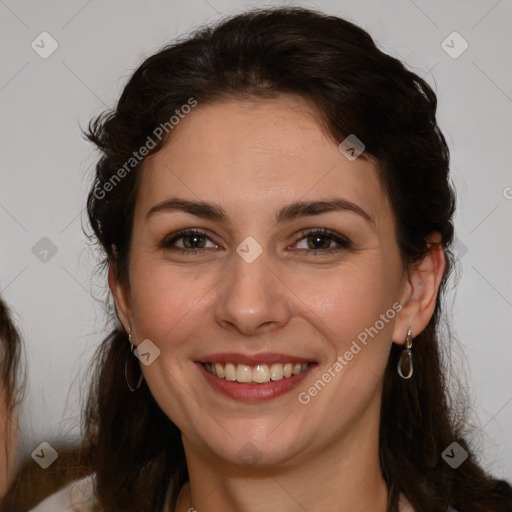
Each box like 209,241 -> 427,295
0,296 -> 23,500
28,7 -> 512,512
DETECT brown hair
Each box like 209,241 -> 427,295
58,7 -> 512,512
0,296 -> 24,499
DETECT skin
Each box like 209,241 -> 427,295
110,96 -> 445,512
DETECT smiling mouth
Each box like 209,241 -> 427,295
203,362 -> 310,384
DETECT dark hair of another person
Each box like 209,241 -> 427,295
70,7 -> 512,512
0,297 -> 23,484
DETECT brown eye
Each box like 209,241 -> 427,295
160,229 -> 218,252
181,233 -> 207,249
305,233 -> 332,250
293,229 -> 351,255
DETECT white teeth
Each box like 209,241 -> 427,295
253,364 -> 270,383
215,363 -> 224,378
224,363 -> 236,381
236,364 -> 252,383
204,361 -> 309,383
270,363 -> 283,381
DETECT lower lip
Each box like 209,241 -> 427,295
196,363 -> 315,402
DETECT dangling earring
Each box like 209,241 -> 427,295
124,328 -> 144,392
397,328 -> 414,379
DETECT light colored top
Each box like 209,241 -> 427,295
28,475 -> 96,512
29,474 -> 458,512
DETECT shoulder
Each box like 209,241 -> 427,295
28,474 -> 96,512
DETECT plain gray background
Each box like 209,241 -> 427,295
1,0 -> 511,481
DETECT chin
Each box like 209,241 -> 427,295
191,420 -> 314,469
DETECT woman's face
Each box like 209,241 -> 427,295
112,96 -> 415,468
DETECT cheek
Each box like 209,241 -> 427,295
295,256 -> 400,348
129,260 -> 214,346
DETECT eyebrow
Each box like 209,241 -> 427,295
146,198 -> 375,227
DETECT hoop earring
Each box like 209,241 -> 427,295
124,329 -> 144,392
397,328 -> 414,379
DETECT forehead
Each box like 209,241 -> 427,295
137,97 -> 388,224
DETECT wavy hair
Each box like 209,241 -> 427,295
67,7 -> 512,512
0,296 -> 24,499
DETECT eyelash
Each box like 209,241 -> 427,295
294,228 -> 352,254
159,228 -> 352,256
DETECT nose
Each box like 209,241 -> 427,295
215,247 -> 293,337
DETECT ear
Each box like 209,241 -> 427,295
392,232 -> 446,345
108,256 -> 133,334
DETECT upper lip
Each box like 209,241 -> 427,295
198,352 -> 315,366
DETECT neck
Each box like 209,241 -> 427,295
175,395 -> 389,512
